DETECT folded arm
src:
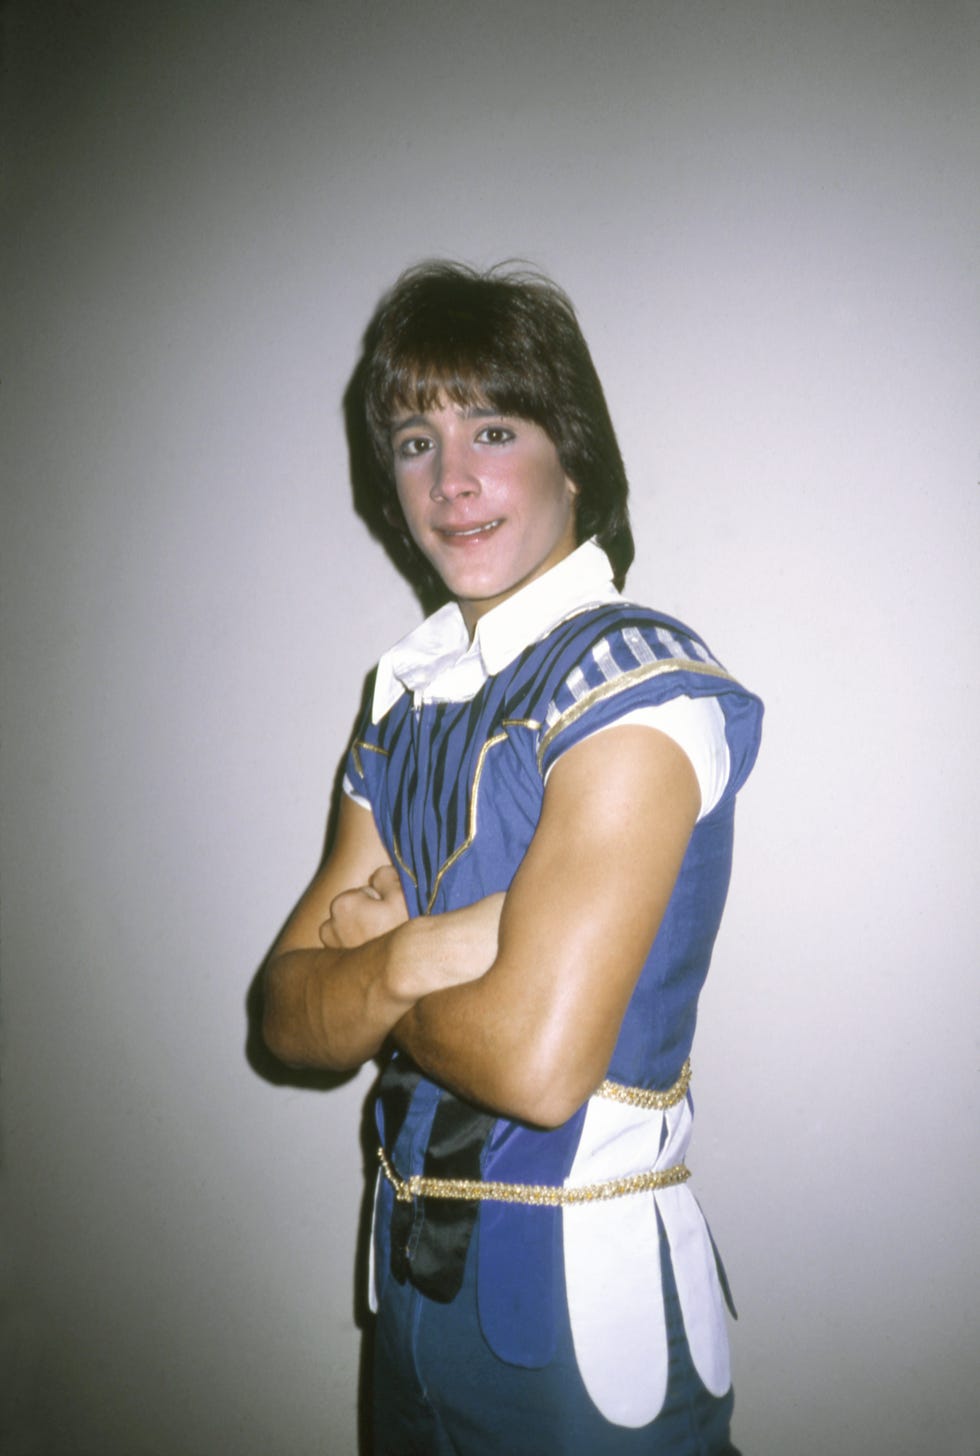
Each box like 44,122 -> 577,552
263,724 -> 698,1127
392,725 -> 700,1126
261,795 -> 502,1070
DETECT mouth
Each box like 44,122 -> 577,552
437,519 -> 503,540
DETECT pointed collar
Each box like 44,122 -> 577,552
371,539 -> 620,722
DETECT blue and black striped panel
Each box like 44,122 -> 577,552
345,605 -> 756,918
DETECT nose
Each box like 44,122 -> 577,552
431,437 -> 479,502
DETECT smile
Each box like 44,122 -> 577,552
438,520 -> 503,539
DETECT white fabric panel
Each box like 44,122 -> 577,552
656,1185 -> 732,1396
563,1187 -> 667,1426
562,1095 -> 692,1426
368,1176 -> 380,1314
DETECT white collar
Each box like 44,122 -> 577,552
371,539 -> 621,721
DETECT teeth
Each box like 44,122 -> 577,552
448,521 -> 500,537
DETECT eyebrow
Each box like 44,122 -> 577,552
389,405 -> 505,438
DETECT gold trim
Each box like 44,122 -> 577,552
596,1059 -> 691,1111
424,719 -> 539,913
351,739 -> 415,886
351,738 -> 389,780
378,1146 -> 690,1206
377,1065 -> 693,1207
536,659 -> 735,770
390,835 -> 417,888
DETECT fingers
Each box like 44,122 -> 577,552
319,916 -> 342,948
369,864 -> 402,898
322,869 -> 408,949
328,885 -> 373,923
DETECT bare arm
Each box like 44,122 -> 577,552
393,724 -> 701,1127
261,795 -> 502,1069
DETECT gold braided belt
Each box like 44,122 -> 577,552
377,1060 -> 692,1208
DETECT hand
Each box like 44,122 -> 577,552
395,891 -> 506,1000
319,865 -> 409,950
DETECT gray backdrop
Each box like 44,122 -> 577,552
2,2 -> 978,1453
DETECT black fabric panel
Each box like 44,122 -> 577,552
380,1055 -> 496,1304
408,1092 -> 496,1302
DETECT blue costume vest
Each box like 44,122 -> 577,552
344,601 -> 763,1403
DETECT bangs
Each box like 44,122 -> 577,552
387,355 -> 490,418
384,346 -> 539,426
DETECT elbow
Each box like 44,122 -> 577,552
261,950 -> 365,1072
260,954 -> 321,1069
513,1095 -> 582,1131
261,996 -> 336,1071
510,1081 -> 597,1130
261,1007 -> 297,1067
449,998 -> 611,1129
260,961 -> 303,1066
503,1006 -> 611,1128
493,1047 -> 603,1130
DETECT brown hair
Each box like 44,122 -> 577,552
356,261 -> 633,594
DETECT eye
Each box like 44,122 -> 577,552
394,434 -> 433,460
475,425 -> 515,445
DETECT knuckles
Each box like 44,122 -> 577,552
369,865 -> 402,897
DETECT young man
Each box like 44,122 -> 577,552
263,263 -> 763,1454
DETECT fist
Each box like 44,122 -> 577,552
319,865 -> 410,949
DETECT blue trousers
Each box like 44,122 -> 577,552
371,1212 -> 740,1455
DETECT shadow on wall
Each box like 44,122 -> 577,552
243,731 -> 363,1092
242,726 -> 384,1456
245,943 -> 383,1456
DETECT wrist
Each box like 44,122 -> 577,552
378,916 -> 428,1009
